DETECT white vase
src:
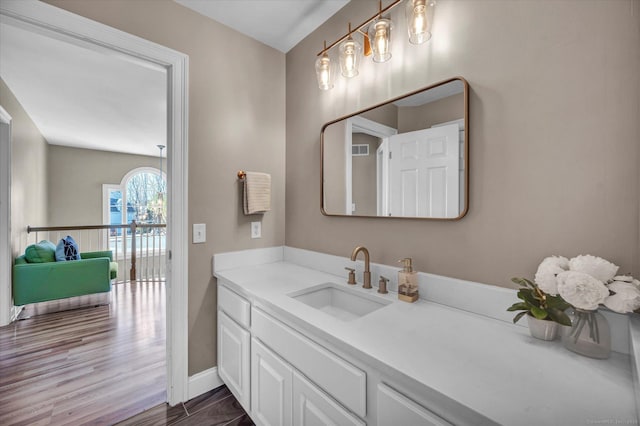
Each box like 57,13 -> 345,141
527,315 -> 559,341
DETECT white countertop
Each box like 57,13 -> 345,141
215,256 -> 638,426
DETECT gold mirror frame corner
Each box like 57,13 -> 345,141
320,76 -> 469,221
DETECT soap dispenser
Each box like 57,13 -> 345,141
398,258 -> 419,302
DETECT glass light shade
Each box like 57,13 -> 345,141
315,52 -> 334,90
339,36 -> 362,78
367,18 -> 393,63
406,0 -> 435,44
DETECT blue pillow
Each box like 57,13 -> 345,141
55,236 -> 81,261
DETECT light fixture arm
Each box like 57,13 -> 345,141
315,0 -> 402,57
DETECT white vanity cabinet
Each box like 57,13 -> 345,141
377,383 -> 452,426
217,285 -> 251,412
250,336 -> 364,426
251,306 -> 367,418
218,281 -> 455,426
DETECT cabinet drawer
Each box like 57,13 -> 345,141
252,307 -> 366,417
377,383 -> 452,426
218,284 -> 250,328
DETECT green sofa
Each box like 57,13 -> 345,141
13,250 -> 118,306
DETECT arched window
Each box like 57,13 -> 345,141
102,167 -> 167,278
104,167 -> 166,229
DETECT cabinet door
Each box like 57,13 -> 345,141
251,338 -> 292,426
293,371 -> 365,426
377,383 -> 451,426
218,311 -> 250,411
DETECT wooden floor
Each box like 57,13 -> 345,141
0,281 -> 168,425
116,385 -> 253,426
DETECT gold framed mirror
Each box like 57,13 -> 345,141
321,77 -> 469,220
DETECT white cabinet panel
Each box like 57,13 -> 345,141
293,371 -> 365,426
251,338 -> 293,426
218,311 -> 250,411
252,307 -> 367,417
218,284 -> 251,328
377,383 -> 451,426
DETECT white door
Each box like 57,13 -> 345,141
218,311 -> 251,411
292,371 -> 364,426
389,124 -> 460,217
251,338 -> 293,426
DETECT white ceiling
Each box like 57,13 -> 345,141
0,1 -> 346,157
0,21 -> 167,158
175,0 -> 349,53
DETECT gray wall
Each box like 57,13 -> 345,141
351,133 -> 379,216
0,78 -> 48,258
398,92 -> 464,133
47,0 -> 287,375
286,0 -> 640,287
47,145 -> 160,226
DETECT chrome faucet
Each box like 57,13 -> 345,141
350,246 -> 372,289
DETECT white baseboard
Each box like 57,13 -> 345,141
188,366 -> 224,400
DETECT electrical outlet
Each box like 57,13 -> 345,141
193,223 -> 206,243
251,221 -> 261,239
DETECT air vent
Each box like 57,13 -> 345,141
352,144 -> 369,156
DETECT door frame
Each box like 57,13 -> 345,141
344,116 -> 397,215
0,0 -> 190,405
0,106 -> 12,326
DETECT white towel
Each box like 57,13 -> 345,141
243,172 -> 271,215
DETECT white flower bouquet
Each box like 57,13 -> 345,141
529,254 -> 640,357
534,254 -> 640,314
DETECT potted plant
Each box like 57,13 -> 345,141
507,277 -> 572,340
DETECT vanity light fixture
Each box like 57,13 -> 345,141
315,40 -> 334,91
315,0 -> 436,90
406,0 -> 436,44
339,23 -> 362,78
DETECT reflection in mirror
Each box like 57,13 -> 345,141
321,78 -> 468,219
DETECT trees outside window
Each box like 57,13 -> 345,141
103,167 -> 166,253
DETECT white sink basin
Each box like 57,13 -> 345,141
289,282 -> 392,321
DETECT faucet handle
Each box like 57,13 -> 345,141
378,276 -> 389,294
344,267 -> 356,285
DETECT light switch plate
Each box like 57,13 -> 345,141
193,223 -> 206,243
251,221 -> 261,239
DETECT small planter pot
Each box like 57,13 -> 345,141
527,315 -> 559,341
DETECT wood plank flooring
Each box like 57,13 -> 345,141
0,281 -> 167,425
0,281 -> 252,425
116,386 -> 253,426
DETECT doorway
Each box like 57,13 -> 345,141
0,0 -> 189,406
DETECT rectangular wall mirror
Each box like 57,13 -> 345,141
321,77 -> 469,220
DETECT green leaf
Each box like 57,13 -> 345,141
530,306 -> 548,320
518,290 -> 539,307
511,277 -> 535,289
512,311 -> 527,324
547,308 -> 572,327
507,303 -> 529,312
546,295 -> 571,310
